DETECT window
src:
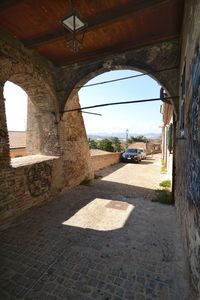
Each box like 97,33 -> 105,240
180,62 -> 186,136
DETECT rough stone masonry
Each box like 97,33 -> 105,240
0,0 -> 200,295
0,28 -> 179,223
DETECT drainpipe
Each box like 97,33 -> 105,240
172,117 -> 176,204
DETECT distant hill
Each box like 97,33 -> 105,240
88,132 -> 161,140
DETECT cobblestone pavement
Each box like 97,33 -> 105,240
0,155 -> 193,299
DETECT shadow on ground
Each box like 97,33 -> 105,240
0,163 -> 192,300
140,161 -> 154,165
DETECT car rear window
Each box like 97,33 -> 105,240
126,149 -> 137,153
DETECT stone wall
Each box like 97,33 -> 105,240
0,29 -> 59,159
0,84 -> 10,168
60,93 -> 93,188
175,0 -> 200,294
0,26 -> 187,240
0,30 -> 94,223
91,153 -> 121,172
0,156 -> 59,221
0,91 -> 93,223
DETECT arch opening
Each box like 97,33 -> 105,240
3,77 -> 60,165
63,68 -> 173,180
4,81 -> 28,158
63,63 -> 176,112
78,69 -> 163,137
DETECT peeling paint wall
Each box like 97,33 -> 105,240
175,0 -> 200,294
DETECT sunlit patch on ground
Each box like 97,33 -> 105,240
100,159 -> 161,190
62,198 -> 134,231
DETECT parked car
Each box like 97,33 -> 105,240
121,148 -> 142,163
139,148 -> 146,159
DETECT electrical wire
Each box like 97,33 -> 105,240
76,72 -> 145,88
75,66 -> 178,89
75,67 -> 177,89
80,111 -> 102,116
62,96 -> 177,113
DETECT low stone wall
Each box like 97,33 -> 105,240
10,148 -> 27,158
91,153 -> 121,172
0,152 -> 121,223
0,156 -> 60,221
0,87 -> 93,224
0,153 -> 92,223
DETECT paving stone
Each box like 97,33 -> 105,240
42,282 -> 57,293
115,287 -> 124,297
0,156 -> 193,299
114,277 -> 124,287
88,277 -> 98,287
55,275 -> 65,285
97,280 -> 106,289
44,295 -> 58,300
52,285 -> 67,297
25,268 -> 43,280
135,294 -> 145,300
24,291 -> 49,299
105,283 -> 116,294
112,296 -> 123,300
0,288 -> 10,300
119,270 -> 127,279
71,272 -> 80,280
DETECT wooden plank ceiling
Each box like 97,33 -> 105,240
0,0 -> 184,66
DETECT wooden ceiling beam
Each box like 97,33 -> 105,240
23,0 -> 175,48
0,0 -> 23,10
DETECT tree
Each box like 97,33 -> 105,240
128,137 -> 133,144
98,139 -> 114,152
88,138 -> 98,149
111,137 -> 122,152
129,135 -> 148,143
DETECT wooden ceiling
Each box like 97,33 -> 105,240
0,0 -> 184,66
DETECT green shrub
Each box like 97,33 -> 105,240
152,189 -> 173,205
80,177 -> 92,185
161,159 -> 167,173
94,174 -> 102,179
161,165 -> 167,173
159,180 -> 171,189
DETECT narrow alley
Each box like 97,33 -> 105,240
0,155 -> 192,300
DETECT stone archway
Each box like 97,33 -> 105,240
0,30 -> 180,225
53,40 -> 180,196
0,33 -> 61,167
52,40 -> 179,202
56,39 -> 180,117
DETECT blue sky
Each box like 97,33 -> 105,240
4,81 -> 27,131
79,70 -> 162,135
4,70 -> 162,135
